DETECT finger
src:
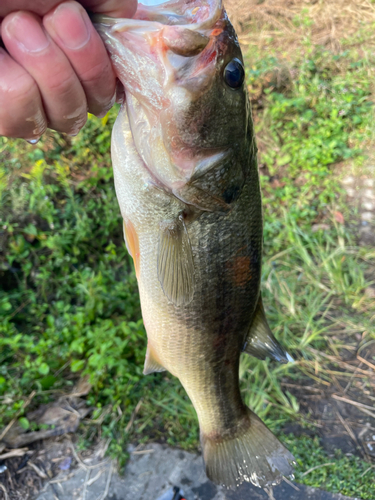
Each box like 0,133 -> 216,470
43,1 -> 116,117
80,0 -> 138,18
0,47 -> 47,140
0,0 -> 137,18
1,11 -> 88,135
0,1 -> 61,17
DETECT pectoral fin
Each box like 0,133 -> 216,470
243,296 -> 293,364
157,214 -> 195,307
143,344 -> 166,375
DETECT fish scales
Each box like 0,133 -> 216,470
94,0 -> 295,488
114,104 -> 259,434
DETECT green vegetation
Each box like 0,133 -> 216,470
247,47 -> 373,234
285,434 -> 375,499
1,4 -> 375,498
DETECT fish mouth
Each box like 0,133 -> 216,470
134,0 -> 222,30
92,0 -> 222,32
92,0 -> 233,210
91,0 -> 224,111
92,0 -> 223,66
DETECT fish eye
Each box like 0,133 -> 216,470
223,58 -> 245,90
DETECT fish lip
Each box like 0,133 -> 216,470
92,17 -> 162,33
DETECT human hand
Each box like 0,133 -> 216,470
0,0 -> 137,141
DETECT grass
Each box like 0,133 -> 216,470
1,2 -> 375,498
284,433 -> 375,499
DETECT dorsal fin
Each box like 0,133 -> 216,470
243,296 -> 293,364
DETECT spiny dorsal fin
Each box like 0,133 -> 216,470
143,345 -> 166,375
157,214 -> 195,307
243,296 -> 293,364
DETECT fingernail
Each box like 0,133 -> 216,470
26,137 -> 41,145
96,110 -> 108,119
51,2 -> 90,50
6,13 -> 50,53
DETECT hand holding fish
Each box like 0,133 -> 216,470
0,0 -> 137,141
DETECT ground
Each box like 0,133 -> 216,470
0,0 -> 375,499
34,443 -> 359,500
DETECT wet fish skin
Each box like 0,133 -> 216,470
94,0 -> 294,488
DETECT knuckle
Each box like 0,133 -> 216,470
46,68 -> 78,95
79,58 -> 110,85
81,62 -> 116,115
0,72 -> 46,139
1,70 -> 36,103
43,69 -> 87,134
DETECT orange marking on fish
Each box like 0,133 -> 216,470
192,6 -> 200,14
210,28 -> 223,37
123,219 -> 140,278
148,31 -> 169,57
227,256 -> 252,287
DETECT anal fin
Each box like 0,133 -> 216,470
244,296 -> 293,364
157,214 -> 195,307
143,344 -> 166,375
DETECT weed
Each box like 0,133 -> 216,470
284,433 -> 375,500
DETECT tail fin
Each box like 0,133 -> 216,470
201,409 -> 295,488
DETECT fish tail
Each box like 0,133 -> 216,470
201,408 -> 295,488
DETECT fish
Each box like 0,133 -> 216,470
93,0 -> 295,489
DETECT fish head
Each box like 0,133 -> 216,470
94,0 -> 250,202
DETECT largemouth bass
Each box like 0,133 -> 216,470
93,0 -> 295,488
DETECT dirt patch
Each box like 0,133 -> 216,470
282,340 -> 375,462
0,439 -> 75,500
0,437 -> 113,500
0,380 -> 93,500
224,0 -> 375,51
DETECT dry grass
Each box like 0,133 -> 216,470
225,0 -> 375,52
